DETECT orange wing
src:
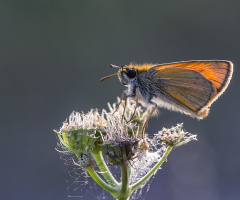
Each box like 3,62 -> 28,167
154,60 -> 233,95
152,61 -> 233,118
153,67 -> 215,118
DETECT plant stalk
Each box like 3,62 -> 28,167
130,146 -> 173,193
92,151 -> 119,187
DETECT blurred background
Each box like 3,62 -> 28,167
0,0 -> 240,200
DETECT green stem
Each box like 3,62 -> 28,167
120,163 -> 130,194
87,167 -> 116,194
130,146 -> 173,193
113,163 -> 131,200
117,197 -> 130,200
92,151 -> 119,187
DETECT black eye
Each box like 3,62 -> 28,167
126,69 -> 136,78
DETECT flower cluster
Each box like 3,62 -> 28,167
55,99 -> 196,169
157,123 -> 197,147
55,98 -> 146,165
55,98 -> 198,200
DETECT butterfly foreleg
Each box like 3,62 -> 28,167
112,92 -> 125,115
121,95 -> 128,122
142,100 -> 157,138
127,87 -> 139,123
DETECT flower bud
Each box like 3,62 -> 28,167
157,123 -> 197,147
55,111 -> 102,158
78,153 -> 96,169
102,137 -> 140,165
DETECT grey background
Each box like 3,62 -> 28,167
1,0 -> 240,200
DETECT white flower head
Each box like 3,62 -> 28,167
107,97 -> 148,124
60,109 -> 107,132
101,111 -> 139,143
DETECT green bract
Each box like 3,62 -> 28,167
56,128 -> 99,158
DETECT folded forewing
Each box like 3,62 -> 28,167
154,67 -> 216,112
154,60 -> 233,94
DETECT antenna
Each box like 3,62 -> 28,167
110,64 -> 121,69
100,73 -> 118,82
100,64 -> 125,82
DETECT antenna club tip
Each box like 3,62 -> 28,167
110,64 -> 120,69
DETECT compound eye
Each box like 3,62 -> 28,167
126,69 -> 136,78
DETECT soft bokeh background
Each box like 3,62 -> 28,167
1,1 -> 240,200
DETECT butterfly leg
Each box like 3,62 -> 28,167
121,95 -> 128,122
111,92 -> 129,123
127,87 -> 139,123
142,102 -> 157,138
121,84 -> 138,122
112,92 -> 125,115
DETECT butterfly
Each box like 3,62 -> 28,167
100,60 -> 233,133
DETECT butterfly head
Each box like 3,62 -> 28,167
117,67 -> 137,85
100,64 -> 137,85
